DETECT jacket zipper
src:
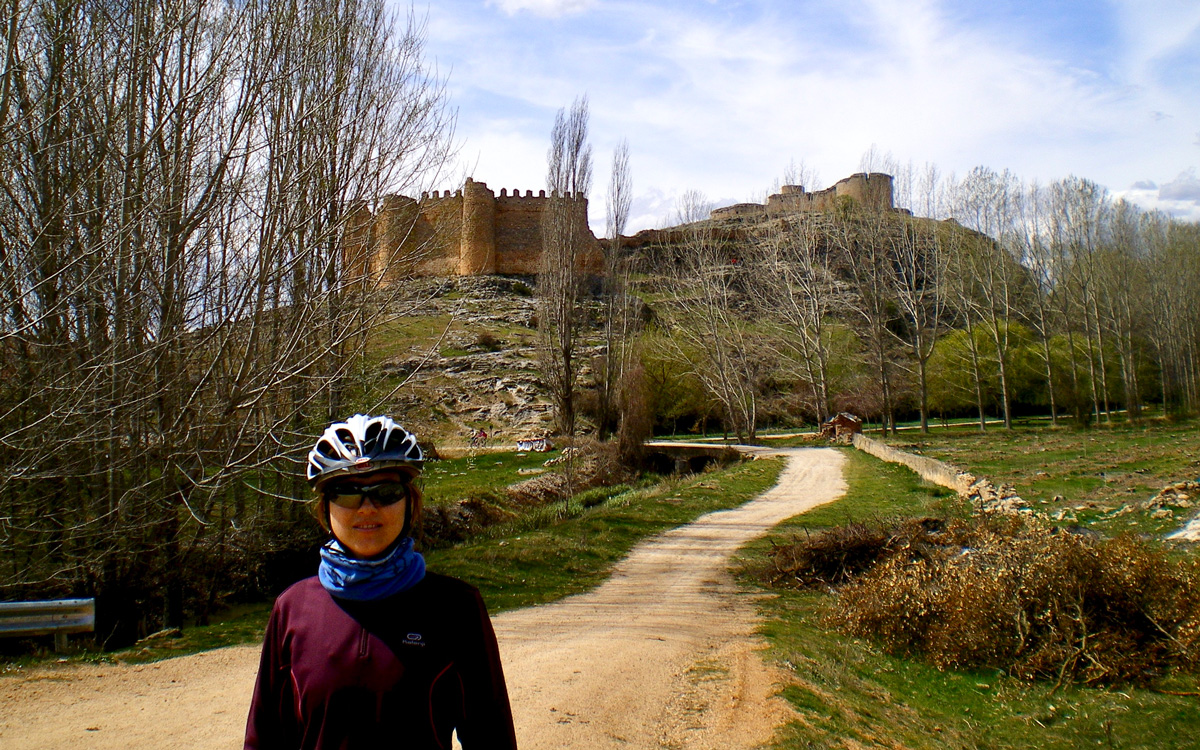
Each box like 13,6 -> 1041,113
358,626 -> 369,658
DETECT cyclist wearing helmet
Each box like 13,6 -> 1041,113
245,415 -> 518,750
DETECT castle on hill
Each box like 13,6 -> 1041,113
342,172 -> 897,282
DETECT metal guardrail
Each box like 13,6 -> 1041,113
0,598 -> 95,652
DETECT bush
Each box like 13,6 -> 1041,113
617,363 -> 653,466
766,522 -> 894,587
575,483 -> 632,508
504,438 -> 634,507
475,331 -> 502,352
767,516 -> 1200,686
418,493 -> 515,549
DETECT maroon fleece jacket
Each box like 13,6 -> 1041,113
245,572 -> 517,750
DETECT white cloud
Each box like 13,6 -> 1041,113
595,1 -> 1120,195
428,1 -> 1200,231
1110,0 -> 1200,78
487,0 -> 595,17
455,128 -> 548,194
1158,169 -> 1200,202
1116,170 -> 1200,222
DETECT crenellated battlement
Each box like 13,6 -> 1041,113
344,178 -> 602,283
498,188 -> 545,200
421,189 -> 462,199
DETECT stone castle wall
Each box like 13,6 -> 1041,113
348,172 -> 898,283
711,172 -> 895,221
349,178 -> 603,283
494,190 -> 554,275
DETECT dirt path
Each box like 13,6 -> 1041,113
0,447 -> 845,749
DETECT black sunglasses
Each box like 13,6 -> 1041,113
324,481 -> 410,510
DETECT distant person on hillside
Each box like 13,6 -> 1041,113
245,414 -> 517,750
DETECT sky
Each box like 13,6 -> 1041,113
417,0 -> 1200,233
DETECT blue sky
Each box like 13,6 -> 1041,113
419,0 -> 1200,232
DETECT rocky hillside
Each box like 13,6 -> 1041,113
369,276 -> 606,449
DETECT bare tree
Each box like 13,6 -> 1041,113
783,158 -> 823,192
1045,176 -> 1112,424
661,192 -> 765,442
1096,199 -> 1149,418
1143,214 -> 1200,413
1014,181 -> 1062,425
596,138 -> 632,440
536,95 -> 592,439
759,157 -> 822,202
884,163 -> 949,432
947,167 -> 1029,429
859,144 -> 886,174
830,197 -> 904,434
674,189 -> 711,225
752,214 -> 847,423
942,224 -> 993,430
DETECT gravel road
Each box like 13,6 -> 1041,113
0,447 -> 845,749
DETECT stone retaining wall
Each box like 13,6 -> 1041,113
852,434 -> 968,493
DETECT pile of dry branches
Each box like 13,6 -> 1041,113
768,517 -> 1200,686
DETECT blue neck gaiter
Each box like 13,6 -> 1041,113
318,536 -> 426,601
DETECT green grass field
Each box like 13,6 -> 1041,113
420,450 -> 553,505
881,419 -> 1200,537
26,422 -> 1200,750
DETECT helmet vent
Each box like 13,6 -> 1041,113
363,421 -> 383,454
315,439 -> 339,459
334,428 -> 358,457
383,429 -> 407,454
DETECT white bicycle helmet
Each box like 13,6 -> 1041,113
307,414 -> 423,489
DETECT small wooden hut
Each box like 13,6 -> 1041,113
819,412 -> 863,442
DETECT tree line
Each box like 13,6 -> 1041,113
640,163 -> 1200,441
0,0 -> 452,646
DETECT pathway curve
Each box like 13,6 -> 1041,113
0,448 -> 846,749
492,446 -> 845,749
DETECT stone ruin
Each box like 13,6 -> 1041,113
710,172 -> 901,221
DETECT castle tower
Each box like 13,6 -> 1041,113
458,178 -> 496,275
864,173 -> 895,211
835,173 -> 894,211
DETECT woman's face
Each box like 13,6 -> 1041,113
325,471 -> 410,559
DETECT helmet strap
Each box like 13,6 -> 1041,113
400,491 -> 414,539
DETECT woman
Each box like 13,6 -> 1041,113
245,415 -> 518,749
